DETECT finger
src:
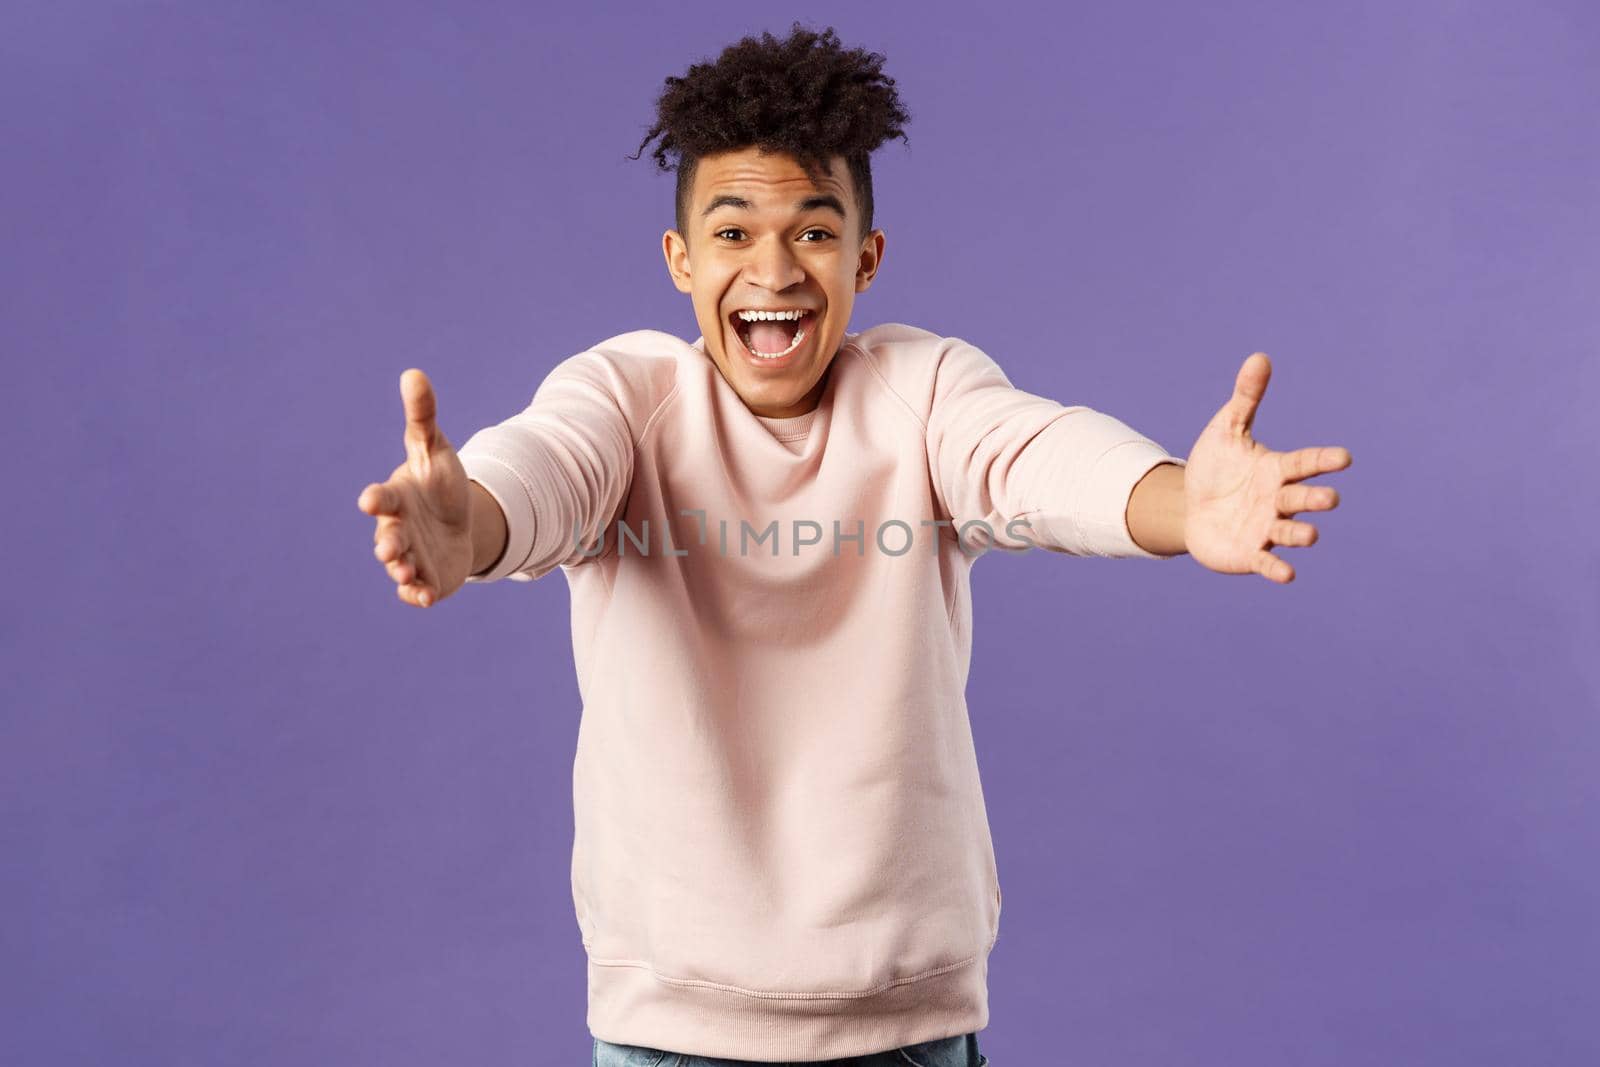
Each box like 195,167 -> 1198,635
1225,352 -> 1272,438
375,536 -> 409,565
397,580 -> 434,608
385,551 -> 417,586
1254,549 -> 1294,584
358,482 -> 402,516
408,552 -> 435,600
1270,518 -> 1318,547
401,369 -> 440,461
1281,445 -> 1353,483
1276,483 -> 1340,514
372,513 -> 400,546
380,547 -> 419,588
373,524 -> 409,562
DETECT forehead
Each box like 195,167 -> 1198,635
692,148 -> 853,214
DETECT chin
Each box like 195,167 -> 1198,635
741,381 -> 798,405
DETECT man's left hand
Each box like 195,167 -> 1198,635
1182,352 -> 1352,583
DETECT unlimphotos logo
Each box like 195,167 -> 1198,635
571,509 -> 1040,558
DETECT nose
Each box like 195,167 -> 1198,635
743,234 -> 806,293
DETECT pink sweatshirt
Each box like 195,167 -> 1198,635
456,323 -> 1185,1061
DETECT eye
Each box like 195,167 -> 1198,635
714,228 -> 746,241
800,228 -> 834,242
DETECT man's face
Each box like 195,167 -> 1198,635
663,146 -> 885,418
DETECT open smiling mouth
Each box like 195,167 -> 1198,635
730,309 -> 816,362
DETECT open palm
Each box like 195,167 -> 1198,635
1182,353 -> 1352,584
356,369 -> 474,608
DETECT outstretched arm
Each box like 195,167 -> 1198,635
1129,352 -> 1353,583
925,337 -> 1187,559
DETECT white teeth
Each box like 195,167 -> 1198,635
735,309 -> 806,322
733,308 -> 812,360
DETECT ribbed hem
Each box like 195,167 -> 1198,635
585,943 -> 993,1062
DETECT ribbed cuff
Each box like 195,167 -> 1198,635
1079,443 -> 1188,559
459,451 -> 538,583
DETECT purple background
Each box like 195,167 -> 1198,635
4,1 -> 1597,1064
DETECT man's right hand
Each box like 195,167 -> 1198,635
357,369 -> 475,608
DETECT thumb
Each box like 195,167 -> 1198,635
1224,352 -> 1271,438
400,368 -> 440,458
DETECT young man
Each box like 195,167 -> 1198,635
356,24 -> 1351,1067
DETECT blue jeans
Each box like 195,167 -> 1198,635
593,1031 -> 987,1066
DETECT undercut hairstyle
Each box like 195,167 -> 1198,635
629,23 -> 912,243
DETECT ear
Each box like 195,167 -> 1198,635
854,229 -> 886,293
662,229 -> 693,294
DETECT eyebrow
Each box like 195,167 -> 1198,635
700,194 -> 847,221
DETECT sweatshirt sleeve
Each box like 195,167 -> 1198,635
924,338 -> 1187,560
456,352 -> 636,583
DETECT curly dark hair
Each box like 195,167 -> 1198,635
629,23 -> 911,242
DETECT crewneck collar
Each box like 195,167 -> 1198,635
753,407 -> 818,437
